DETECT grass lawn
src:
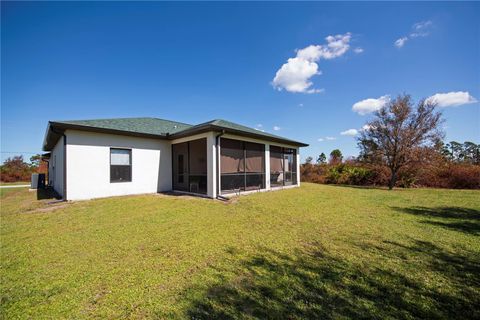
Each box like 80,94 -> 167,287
1,183 -> 479,319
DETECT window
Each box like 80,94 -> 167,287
270,146 -> 297,187
110,148 -> 132,182
220,138 -> 265,194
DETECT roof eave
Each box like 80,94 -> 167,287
43,121 -> 171,151
170,124 -> 309,147
42,122 -> 61,151
43,120 -> 309,151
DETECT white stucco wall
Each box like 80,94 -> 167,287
65,130 -> 171,201
48,136 -> 65,197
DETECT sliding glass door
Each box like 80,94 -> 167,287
220,138 -> 265,194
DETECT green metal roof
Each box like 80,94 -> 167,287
53,117 -> 192,135
43,117 -> 308,151
172,119 -> 308,146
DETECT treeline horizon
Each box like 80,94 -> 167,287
301,140 -> 480,189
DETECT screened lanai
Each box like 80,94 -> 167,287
219,137 -> 299,194
220,138 -> 265,194
172,137 -> 299,196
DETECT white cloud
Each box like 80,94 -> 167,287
318,136 -> 337,141
298,103 -> 304,107
255,124 -> 265,132
273,126 -> 281,131
410,31 -> 429,38
272,57 -> 322,93
354,47 -> 364,54
395,20 -> 433,48
426,91 -> 478,107
413,20 -> 432,30
340,129 -> 359,136
272,33 -> 352,94
352,95 -> 390,115
394,37 -> 408,48
410,20 -> 432,38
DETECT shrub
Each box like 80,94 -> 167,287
323,164 -> 374,186
344,166 -> 372,185
444,164 -> 480,189
325,166 -> 341,184
301,160 -> 479,189
0,156 -> 35,182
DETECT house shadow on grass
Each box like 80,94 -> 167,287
184,241 -> 479,319
392,206 -> 480,235
36,187 -> 62,201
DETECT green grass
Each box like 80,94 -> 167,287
1,184 -> 479,319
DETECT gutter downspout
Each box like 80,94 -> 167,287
215,130 -> 227,200
51,127 -> 67,201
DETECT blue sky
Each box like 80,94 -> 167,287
1,1 -> 479,162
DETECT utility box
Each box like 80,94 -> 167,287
31,174 -> 38,189
30,174 -> 46,189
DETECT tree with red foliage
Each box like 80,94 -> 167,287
0,156 -> 35,182
358,94 -> 444,190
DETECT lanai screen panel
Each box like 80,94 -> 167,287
245,142 -> 265,190
172,142 -> 189,192
220,138 -> 265,193
270,146 -> 284,187
172,138 -> 207,194
220,138 -> 245,193
283,147 -> 297,186
188,138 -> 207,194
270,146 -> 297,187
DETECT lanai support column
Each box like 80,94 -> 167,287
296,147 -> 301,186
265,143 -> 271,190
206,133 -> 217,199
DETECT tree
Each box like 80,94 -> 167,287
358,94 -> 444,190
439,141 -> 453,160
305,156 -> 313,164
463,141 -> 480,165
0,156 -> 34,182
449,141 -> 464,162
30,154 -> 42,168
317,153 -> 327,164
329,149 -> 343,165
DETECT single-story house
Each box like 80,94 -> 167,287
42,117 -> 308,201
